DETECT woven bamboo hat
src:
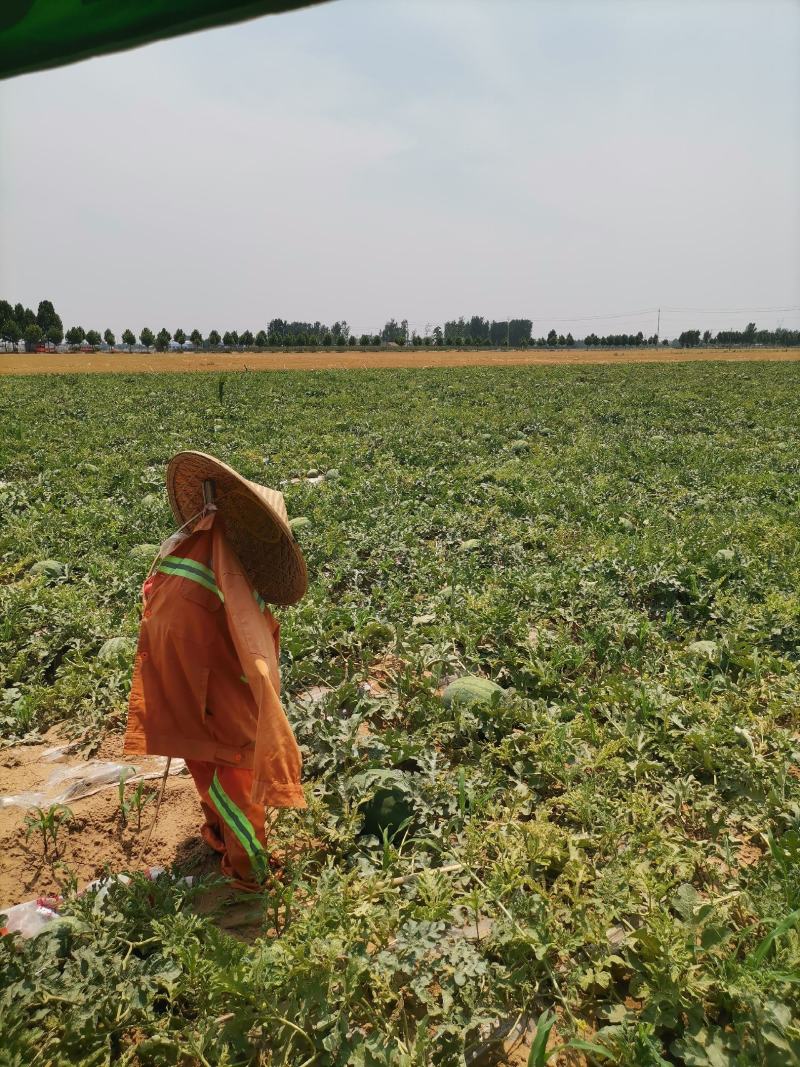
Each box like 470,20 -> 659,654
166,451 -> 307,606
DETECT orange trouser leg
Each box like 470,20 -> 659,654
185,759 -> 269,891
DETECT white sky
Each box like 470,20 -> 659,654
1,0 -> 799,340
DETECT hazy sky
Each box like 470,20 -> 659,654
1,0 -> 799,340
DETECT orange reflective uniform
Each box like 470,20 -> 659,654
124,511 -> 306,886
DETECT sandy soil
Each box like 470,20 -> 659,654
1,347 -> 797,376
0,729 -> 214,908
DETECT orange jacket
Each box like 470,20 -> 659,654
123,512 -> 306,808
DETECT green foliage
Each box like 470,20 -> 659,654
1,362 -> 800,1063
23,803 -> 73,858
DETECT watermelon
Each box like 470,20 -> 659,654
130,543 -> 159,560
510,439 -> 529,454
326,468 -> 340,480
361,789 -> 414,839
361,620 -> 394,646
442,675 -> 505,709
459,539 -> 480,552
29,559 -> 65,580
289,516 -> 310,532
98,637 -> 133,666
352,770 -> 415,839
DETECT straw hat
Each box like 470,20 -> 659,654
166,451 -> 307,606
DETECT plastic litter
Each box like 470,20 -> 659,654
0,757 -> 186,810
1,868 -> 193,938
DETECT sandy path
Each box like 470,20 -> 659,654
1,347 -> 797,375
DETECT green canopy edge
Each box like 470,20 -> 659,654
0,0 -> 329,80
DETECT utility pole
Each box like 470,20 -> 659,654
506,317 -> 510,347
656,307 -> 661,344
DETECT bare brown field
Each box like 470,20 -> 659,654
0,346 -> 797,375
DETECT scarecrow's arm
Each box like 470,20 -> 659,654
214,530 -> 306,808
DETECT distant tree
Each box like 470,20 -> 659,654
240,329 -> 254,348
229,331 -> 240,348
702,330 -> 712,345
104,329 -> 115,348
85,329 -> 102,350
140,327 -> 155,349
190,329 -> 203,348
744,322 -> 756,342
155,328 -> 171,351
122,329 -> 136,350
1,318 -> 21,344
46,325 -> 63,345
36,300 -> 62,339
174,328 -> 186,347
222,331 -> 233,347
255,330 -> 267,348
336,333 -> 346,346
678,330 -> 701,348
15,303 -> 37,327
358,334 -> 370,346
66,326 -> 86,348
565,332 -> 575,346
557,334 -> 566,346
348,335 -> 356,346
322,333 -> 332,346
432,326 -> 443,346
208,329 -> 221,348
546,329 -> 557,346
23,323 -> 44,351
661,338 -> 669,346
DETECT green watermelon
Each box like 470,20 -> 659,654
361,620 -> 394,646
442,675 -> 505,709
352,770 -> 415,839
459,539 -> 480,552
98,636 -> 134,666
361,789 -> 414,839
130,543 -> 159,560
29,559 -> 65,580
510,439 -> 529,454
289,516 -> 310,532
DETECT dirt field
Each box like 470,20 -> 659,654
0,729 -> 215,908
1,346 -> 797,375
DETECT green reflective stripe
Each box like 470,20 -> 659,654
252,588 -> 266,612
157,556 -> 224,601
209,772 -> 267,873
162,554 -> 216,584
239,673 -> 249,684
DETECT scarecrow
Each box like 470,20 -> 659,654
124,451 -> 307,890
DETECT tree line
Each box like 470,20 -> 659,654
2,298 -> 798,352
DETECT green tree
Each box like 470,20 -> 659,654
566,332 -> 575,346
173,328 -> 186,347
104,329 -> 115,348
1,318 -> 21,344
46,325 -> 63,345
208,330 -> 221,348
36,300 -> 62,339
240,329 -> 254,348
222,331 -> 233,347
122,329 -> 136,350
547,329 -> 557,346
85,329 -> 101,350
255,330 -> 268,348
23,323 -> 43,351
66,326 -> 86,348
190,329 -> 203,348
155,328 -> 171,351
140,327 -> 155,349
